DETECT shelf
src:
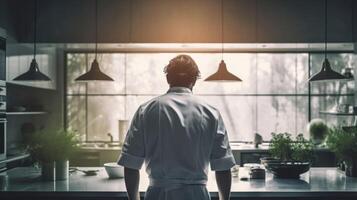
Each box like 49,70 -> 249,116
0,153 -> 30,165
319,111 -> 357,116
6,81 -> 56,91
6,111 -> 48,115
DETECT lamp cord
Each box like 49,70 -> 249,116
352,0 -> 355,44
95,0 -> 98,60
255,0 -> 258,132
221,0 -> 224,60
33,0 -> 37,60
324,0 -> 327,60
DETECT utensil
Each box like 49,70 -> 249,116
104,162 -> 124,179
70,168 -> 99,176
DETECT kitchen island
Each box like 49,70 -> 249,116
0,167 -> 357,200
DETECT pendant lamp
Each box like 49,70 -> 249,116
204,0 -> 242,82
309,0 -> 346,82
75,0 -> 114,82
13,0 -> 50,81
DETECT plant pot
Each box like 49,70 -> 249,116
56,160 -> 69,180
345,160 -> 357,177
263,161 -> 311,179
41,162 -> 55,181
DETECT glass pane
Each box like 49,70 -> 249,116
126,53 -> 176,95
194,53 -> 256,95
87,96 -> 125,141
257,54 -> 309,94
66,96 -> 86,141
66,53 -> 125,94
66,53 -> 87,94
310,53 -> 355,94
257,96 -> 309,139
311,95 -> 355,127
86,54 -> 125,94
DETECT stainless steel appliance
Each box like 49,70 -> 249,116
0,29 -> 6,161
0,110 -> 6,161
0,29 -> 6,82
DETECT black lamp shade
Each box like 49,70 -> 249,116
75,59 -> 114,82
309,58 -> 347,82
204,60 -> 242,82
13,59 -> 51,81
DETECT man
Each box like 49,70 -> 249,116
117,54 -> 236,200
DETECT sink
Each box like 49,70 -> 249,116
108,143 -> 121,147
79,142 -> 122,149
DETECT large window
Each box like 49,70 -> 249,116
65,52 -> 355,142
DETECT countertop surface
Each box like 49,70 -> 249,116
1,167 -> 357,197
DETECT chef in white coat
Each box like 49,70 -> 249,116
117,54 -> 236,200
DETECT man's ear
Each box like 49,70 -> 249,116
192,77 -> 197,86
166,74 -> 171,85
190,77 -> 197,88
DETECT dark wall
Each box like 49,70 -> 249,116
4,0 -> 357,43
0,0 -> 17,41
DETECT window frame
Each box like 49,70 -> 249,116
64,50 -> 355,143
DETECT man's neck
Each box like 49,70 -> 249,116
170,86 -> 193,91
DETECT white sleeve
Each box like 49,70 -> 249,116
210,113 -> 236,171
117,107 -> 145,170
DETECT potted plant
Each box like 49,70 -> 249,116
261,132 -> 314,179
52,129 -> 79,180
326,127 -> 357,177
307,118 -> 329,145
26,129 -> 79,181
26,130 -> 57,181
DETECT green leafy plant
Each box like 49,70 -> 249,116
52,129 -> 79,161
26,129 -> 79,163
269,132 -> 314,162
307,119 -> 329,145
326,127 -> 357,165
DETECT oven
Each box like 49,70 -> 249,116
0,30 -> 6,161
0,83 -> 5,161
0,33 -> 5,82
0,113 -> 6,161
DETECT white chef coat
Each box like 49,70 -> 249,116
117,87 -> 236,200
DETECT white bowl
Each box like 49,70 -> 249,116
104,162 -> 124,179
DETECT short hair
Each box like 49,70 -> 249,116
164,54 -> 200,87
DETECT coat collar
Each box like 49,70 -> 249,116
167,87 -> 192,94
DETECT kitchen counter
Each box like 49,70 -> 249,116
1,167 -> 357,199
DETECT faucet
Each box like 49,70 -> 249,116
107,133 -> 113,143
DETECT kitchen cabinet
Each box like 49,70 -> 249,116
70,147 -> 121,167
10,0 -> 357,43
2,167 -> 357,200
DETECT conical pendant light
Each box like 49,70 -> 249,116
309,0 -> 346,82
204,0 -> 242,82
75,0 -> 114,82
13,0 -> 50,81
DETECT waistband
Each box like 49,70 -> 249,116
149,178 -> 207,187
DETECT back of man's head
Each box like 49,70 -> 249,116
164,54 -> 200,88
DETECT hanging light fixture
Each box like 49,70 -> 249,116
204,0 -> 242,82
309,0 -> 346,82
75,0 -> 114,82
13,0 -> 50,81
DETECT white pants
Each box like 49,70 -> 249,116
144,184 -> 210,200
